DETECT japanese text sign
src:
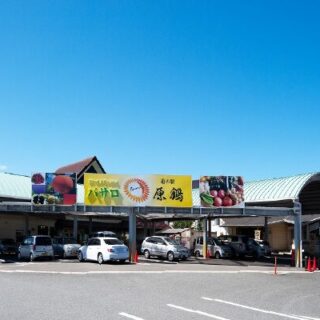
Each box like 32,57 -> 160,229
84,174 -> 192,207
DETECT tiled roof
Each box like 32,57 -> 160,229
55,156 -> 96,174
221,214 -> 320,227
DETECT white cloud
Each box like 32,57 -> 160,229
0,165 -> 7,171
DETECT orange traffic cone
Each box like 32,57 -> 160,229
307,257 -> 312,272
312,256 -> 317,271
206,248 -> 211,259
135,251 -> 139,263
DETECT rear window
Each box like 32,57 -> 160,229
36,237 -> 52,245
63,238 -> 77,244
104,239 -> 123,245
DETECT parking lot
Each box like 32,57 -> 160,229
0,257 -> 319,320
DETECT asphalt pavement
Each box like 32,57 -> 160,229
1,256 -> 319,320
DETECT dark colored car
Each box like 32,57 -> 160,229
0,239 -> 18,257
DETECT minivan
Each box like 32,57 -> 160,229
218,235 -> 267,259
18,235 -> 54,261
218,235 -> 250,258
141,236 -> 189,261
193,236 -> 233,259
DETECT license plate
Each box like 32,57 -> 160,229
42,252 -> 48,256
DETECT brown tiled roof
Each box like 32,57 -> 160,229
55,156 -> 97,175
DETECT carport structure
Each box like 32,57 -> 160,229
4,170 -> 320,267
0,203 -> 301,267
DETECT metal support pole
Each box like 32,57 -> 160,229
152,221 -> 155,235
24,214 -> 29,236
129,208 -> 137,263
73,216 -> 78,241
264,217 -> 269,242
294,201 -> 302,268
208,218 -> 212,238
203,218 -> 208,258
88,216 -> 93,235
143,219 -> 148,238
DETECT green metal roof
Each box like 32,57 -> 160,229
245,173 -> 320,202
0,172 -> 31,200
0,172 -> 84,202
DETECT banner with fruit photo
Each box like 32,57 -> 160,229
199,176 -> 244,208
84,173 -> 192,207
31,173 -> 77,205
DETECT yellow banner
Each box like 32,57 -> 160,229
84,174 -> 192,207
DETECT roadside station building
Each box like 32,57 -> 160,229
0,156 -> 320,258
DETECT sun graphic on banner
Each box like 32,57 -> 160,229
123,178 -> 150,203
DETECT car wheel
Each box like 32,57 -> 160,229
215,251 -> 221,259
30,253 -> 34,262
144,250 -> 150,259
195,251 -> 200,258
167,251 -> 174,262
97,253 -> 104,265
78,251 -> 84,262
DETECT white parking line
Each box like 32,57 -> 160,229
202,297 -> 319,320
167,303 -> 230,320
290,315 -> 320,320
0,269 -> 313,275
119,312 -> 145,320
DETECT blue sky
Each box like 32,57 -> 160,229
0,1 -> 319,181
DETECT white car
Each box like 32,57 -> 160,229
78,237 -> 129,264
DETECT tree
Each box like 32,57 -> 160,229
172,220 -> 193,229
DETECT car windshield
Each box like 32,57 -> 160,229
1,239 -> 16,245
212,238 -> 223,246
36,237 -> 52,245
63,238 -> 77,244
104,239 -> 123,245
164,238 -> 179,245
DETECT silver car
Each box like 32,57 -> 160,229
194,236 -> 233,259
141,236 -> 189,262
18,235 -> 54,261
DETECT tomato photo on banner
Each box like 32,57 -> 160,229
31,172 -> 77,205
199,176 -> 244,208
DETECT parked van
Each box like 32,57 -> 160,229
218,235 -> 250,258
218,235 -> 266,259
141,236 -> 189,262
193,236 -> 233,259
18,235 -> 54,261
